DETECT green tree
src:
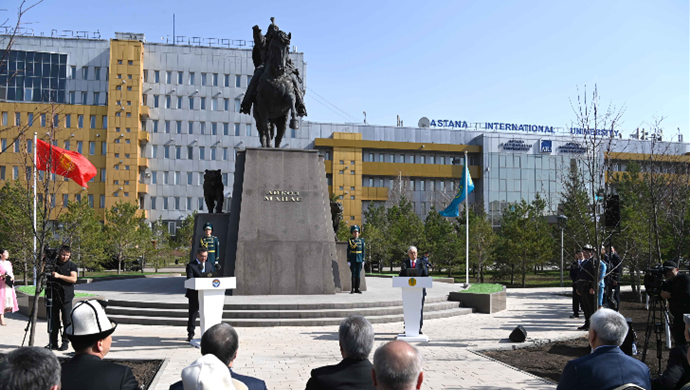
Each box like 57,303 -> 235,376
385,196 -> 424,271
104,201 -> 146,274
468,205 -> 496,283
336,220 -> 350,242
362,203 -> 388,271
55,199 -> 106,277
174,211 -> 197,252
424,207 -> 456,277
498,195 -> 553,287
0,181 -> 34,284
140,218 -> 171,272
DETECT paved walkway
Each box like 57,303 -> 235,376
0,286 -> 586,389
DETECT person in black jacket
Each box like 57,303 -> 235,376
399,246 -> 429,333
576,244 -> 597,330
62,300 -> 138,390
652,343 -> 690,390
170,323 -> 267,390
606,246 -> 622,311
661,260 -> 690,345
569,250 -> 584,319
186,247 -> 216,342
305,315 -> 376,390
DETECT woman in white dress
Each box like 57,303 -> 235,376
0,248 -> 19,325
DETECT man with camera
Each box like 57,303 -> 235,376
47,245 -> 78,351
660,260 -> 690,346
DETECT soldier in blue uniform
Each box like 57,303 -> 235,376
199,223 -> 220,266
347,225 -> 365,294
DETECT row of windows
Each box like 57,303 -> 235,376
69,91 -> 107,106
149,144 -> 236,161
69,66 -> 109,81
144,70 -> 250,88
149,196 -> 230,212
361,177 -> 458,192
147,95 -> 241,112
1,139 -> 107,155
150,120 -> 251,136
0,112 -> 107,129
1,50 -> 68,103
325,152 -> 477,166
147,171 -> 230,186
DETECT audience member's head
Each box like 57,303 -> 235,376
339,315 -> 375,360
200,323 -> 239,367
65,300 -> 118,358
182,354 -> 234,390
0,347 -> 61,390
589,308 -> 629,349
372,340 -> 423,390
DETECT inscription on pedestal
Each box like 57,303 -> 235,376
263,189 -> 303,202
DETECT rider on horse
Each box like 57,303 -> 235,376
241,18 -> 307,117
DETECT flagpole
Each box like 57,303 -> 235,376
33,132 -> 37,287
465,150 -> 469,286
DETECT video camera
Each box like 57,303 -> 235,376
643,264 -> 666,297
42,247 -> 59,279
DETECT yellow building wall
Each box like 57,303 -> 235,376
320,132 -> 482,225
331,132 -> 363,227
0,38 -> 149,220
106,39 -> 147,217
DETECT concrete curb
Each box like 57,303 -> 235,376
468,350 -> 558,385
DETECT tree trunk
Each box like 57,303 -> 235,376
479,263 -> 484,283
522,257 -> 527,288
510,264 -> 515,285
117,254 -> 122,275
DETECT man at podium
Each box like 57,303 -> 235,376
399,246 -> 429,333
186,248 -> 216,342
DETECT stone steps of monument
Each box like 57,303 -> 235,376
105,300 -> 461,320
106,306 -> 474,327
105,295 -> 449,311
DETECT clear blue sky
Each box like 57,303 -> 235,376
5,0 -> 689,137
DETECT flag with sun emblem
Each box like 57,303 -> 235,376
36,139 -> 97,187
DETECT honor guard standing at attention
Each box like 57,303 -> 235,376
199,223 -> 220,266
347,225 -> 365,294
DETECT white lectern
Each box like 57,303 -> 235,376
184,277 -> 236,347
393,276 -> 433,342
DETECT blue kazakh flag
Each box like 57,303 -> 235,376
439,165 -> 475,217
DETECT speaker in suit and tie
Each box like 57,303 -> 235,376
399,246 -> 429,332
186,247 -> 216,342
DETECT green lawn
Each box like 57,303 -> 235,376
461,283 -> 504,294
17,286 -> 97,298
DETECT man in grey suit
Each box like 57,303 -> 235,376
306,315 -> 376,390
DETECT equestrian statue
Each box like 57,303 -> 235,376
240,18 -> 307,148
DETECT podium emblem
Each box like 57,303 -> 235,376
212,279 -> 221,288
408,278 -> 416,287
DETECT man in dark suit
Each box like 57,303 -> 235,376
170,323 -> 267,390
557,308 -> 651,390
399,246 -> 429,333
606,246 -> 622,311
62,300 -> 139,390
306,315 -> 376,390
569,250 -> 584,319
186,247 -> 216,342
576,244 -> 597,330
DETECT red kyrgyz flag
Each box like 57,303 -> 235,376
36,139 -> 97,187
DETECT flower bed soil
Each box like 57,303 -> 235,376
482,291 -> 670,383
0,354 -> 164,390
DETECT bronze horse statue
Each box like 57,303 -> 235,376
252,28 -> 299,148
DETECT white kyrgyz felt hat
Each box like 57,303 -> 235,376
182,354 -> 235,390
65,300 -> 117,340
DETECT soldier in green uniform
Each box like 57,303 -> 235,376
199,223 -> 220,267
347,225 -> 365,294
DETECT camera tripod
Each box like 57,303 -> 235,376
21,276 -> 58,349
641,295 -> 672,375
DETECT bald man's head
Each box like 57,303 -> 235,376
372,340 -> 424,390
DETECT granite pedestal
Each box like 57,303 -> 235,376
225,148 -> 337,295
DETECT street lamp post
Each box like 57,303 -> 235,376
557,215 -> 568,288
